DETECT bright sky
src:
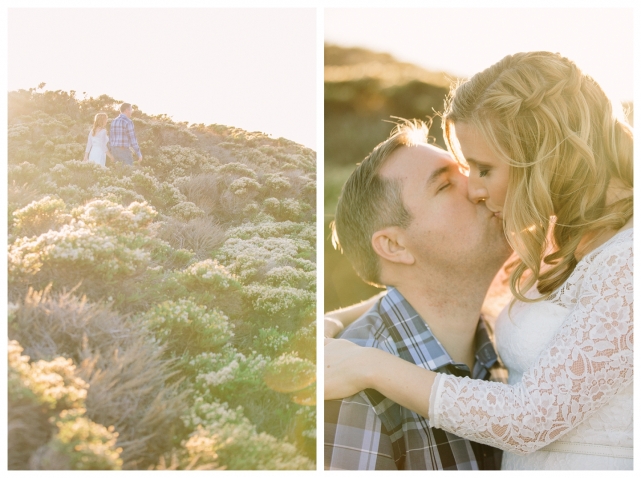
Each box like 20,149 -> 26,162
8,8 -> 317,149
325,7 -> 634,105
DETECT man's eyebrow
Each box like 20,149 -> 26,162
426,164 -> 454,189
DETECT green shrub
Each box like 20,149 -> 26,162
182,400 -> 314,470
12,195 -> 68,237
30,409 -> 122,470
141,299 -> 234,358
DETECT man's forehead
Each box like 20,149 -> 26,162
380,143 -> 455,179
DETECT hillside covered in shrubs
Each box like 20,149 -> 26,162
7,87 -> 316,470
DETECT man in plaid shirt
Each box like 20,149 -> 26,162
325,121 -> 512,470
109,103 -> 142,166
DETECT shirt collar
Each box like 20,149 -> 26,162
379,287 -> 498,379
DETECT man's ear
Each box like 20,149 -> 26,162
372,227 -> 415,265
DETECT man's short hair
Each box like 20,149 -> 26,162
120,103 -> 132,113
331,119 -> 430,286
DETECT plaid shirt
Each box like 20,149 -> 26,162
109,113 -> 141,155
324,287 -> 505,470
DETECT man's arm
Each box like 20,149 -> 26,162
324,291 -> 386,338
126,118 -> 142,158
324,394 -> 397,470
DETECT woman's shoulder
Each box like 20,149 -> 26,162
579,227 -> 632,280
585,227 -> 632,261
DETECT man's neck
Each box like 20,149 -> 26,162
393,269 -> 495,371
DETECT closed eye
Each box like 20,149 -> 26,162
437,182 -> 450,192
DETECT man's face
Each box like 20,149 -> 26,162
123,107 -> 132,118
379,143 -> 511,272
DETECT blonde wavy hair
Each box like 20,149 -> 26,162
443,51 -> 633,302
91,112 -> 108,136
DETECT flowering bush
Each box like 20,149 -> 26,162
89,185 -> 146,205
217,235 -> 314,282
50,160 -> 105,190
12,195 -> 68,237
229,176 -> 261,196
170,201 -> 205,221
178,259 -> 240,292
263,197 -> 280,215
150,145 -> 211,181
52,143 -> 85,163
263,352 -> 315,393
71,199 -> 157,233
8,340 -> 123,470
8,340 -> 88,412
265,265 -> 316,288
182,400 -> 314,470
141,299 -> 234,357
226,220 -> 315,242
251,327 -> 293,357
264,173 -> 291,193
9,223 -> 151,280
128,170 -> 186,212
218,161 -> 258,179
244,284 -> 315,319
9,161 -> 40,186
31,409 -> 123,470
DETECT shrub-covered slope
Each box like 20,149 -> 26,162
7,87 -> 316,470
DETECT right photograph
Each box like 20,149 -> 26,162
323,8 -> 633,471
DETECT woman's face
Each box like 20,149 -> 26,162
453,122 -> 510,219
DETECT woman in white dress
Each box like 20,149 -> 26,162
324,51 -> 633,470
84,112 -> 114,166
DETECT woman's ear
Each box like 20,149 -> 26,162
371,227 -> 415,265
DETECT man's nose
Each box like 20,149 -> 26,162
467,178 -> 488,204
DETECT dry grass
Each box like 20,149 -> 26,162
157,216 -> 227,260
79,339 -> 189,469
9,287 -> 190,469
10,286 -> 133,362
29,445 -> 73,470
8,396 -> 52,470
177,173 -> 221,216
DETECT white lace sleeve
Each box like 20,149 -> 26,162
429,239 -> 633,455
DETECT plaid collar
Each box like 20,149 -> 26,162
377,286 -> 498,380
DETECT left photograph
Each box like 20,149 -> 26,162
7,8 -> 316,471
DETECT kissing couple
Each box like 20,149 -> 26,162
324,51 -> 633,470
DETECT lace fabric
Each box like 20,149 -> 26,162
429,229 -> 633,461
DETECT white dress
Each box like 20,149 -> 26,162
85,128 -> 109,166
429,228 -> 633,470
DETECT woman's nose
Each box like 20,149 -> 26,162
467,179 -> 488,203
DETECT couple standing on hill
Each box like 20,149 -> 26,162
83,103 -> 143,167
